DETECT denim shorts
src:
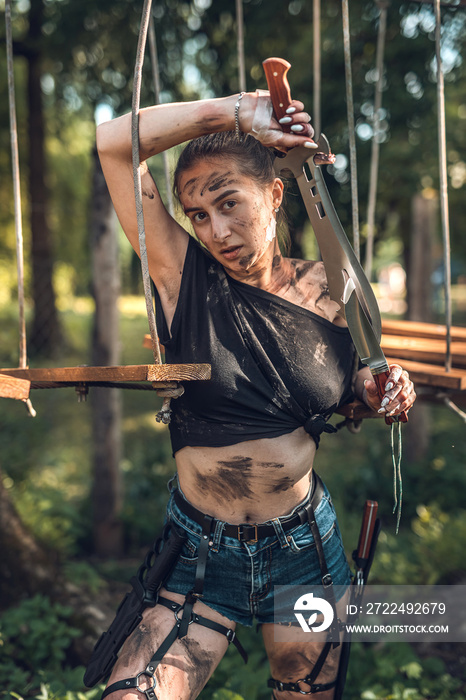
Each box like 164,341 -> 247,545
163,479 -> 352,626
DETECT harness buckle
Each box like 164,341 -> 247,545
174,607 -> 194,626
135,671 -> 156,695
322,573 -> 333,588
226,628 -> 236,643
238,524 -> 258,543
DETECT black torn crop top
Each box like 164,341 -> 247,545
154,237 -> 358,454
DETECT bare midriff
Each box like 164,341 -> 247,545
174,427 -> 317,524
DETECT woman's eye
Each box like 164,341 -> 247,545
223,200 -> 236,210
193,212 -> 207,223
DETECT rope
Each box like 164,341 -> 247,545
148,15 -> 175,218
133,1 -> 186,423
6,0 -> 26,370
364,1 -> 388,281
391,421 -> 403,534
434,0 -> 452,372
341,0 -> 360,260
6,0 -> 36,418
131,0 -> 162,366
313,0 -> 321,138
442,396 -> 466,423
236,0 -> 246,92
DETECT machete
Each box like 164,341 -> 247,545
263,57 -> 407,425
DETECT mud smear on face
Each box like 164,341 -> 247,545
182,176 -> 201,197
200,171 -> 235,196
207,173 -> 237,194
232,216 -> 247,229
239,252 -> 254,269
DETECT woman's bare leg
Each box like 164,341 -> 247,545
104,587 -> 236,700
261,590 -> 350,700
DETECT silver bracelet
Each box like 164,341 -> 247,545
235,92 -> 246,141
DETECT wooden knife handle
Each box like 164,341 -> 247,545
262,57 -> 293,132
357,500 -> 378,560
374,370 -> 408,425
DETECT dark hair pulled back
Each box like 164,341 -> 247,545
173,131 -> 276,197
173,131 -> 290,253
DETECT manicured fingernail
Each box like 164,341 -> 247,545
279,116 -> 293,124
377,407 -> 386,414
380,397 -> 390,407
304,141 -> 318,148
290,124 -> 304,132
385,382 -> 394,391
286,106 -> 296,114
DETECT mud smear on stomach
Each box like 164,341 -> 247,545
195,457 -> 292,504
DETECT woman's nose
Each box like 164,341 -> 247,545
212,219 -> 231,242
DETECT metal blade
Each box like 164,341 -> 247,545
343,273 -> 389,374
274,137 -> 382,342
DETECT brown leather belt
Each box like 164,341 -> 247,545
173,471 -> 325,542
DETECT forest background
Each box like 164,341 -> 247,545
1,0 -> 466,698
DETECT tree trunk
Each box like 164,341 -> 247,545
0,469 -> 59,609
27,0 -> 62,357
90,146 -> 123,557
405,192 -> 438,463
407,192 -> 437,323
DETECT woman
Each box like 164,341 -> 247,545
96,90 -> 416,700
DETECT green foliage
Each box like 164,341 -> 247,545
0,594 -> 107,699
62,560 -> 103,596
346,643 -> 464,700
0,595 -> 81,695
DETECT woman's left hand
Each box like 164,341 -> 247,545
363,364 -> 416,418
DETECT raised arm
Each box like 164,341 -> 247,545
96,97 -> 237,322
96,93 -> 315,323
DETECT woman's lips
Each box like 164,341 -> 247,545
220,245 -> 243,260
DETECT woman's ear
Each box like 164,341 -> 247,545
272,177 -> 284,209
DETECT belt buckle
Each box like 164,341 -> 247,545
238,524 -> 258,543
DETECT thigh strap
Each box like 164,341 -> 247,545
101,515 -> 247,700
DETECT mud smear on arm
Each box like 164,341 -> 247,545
194,115 -> 227,134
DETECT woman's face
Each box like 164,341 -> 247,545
177,158 -> 283,275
